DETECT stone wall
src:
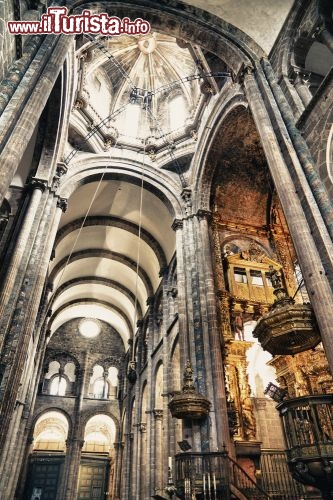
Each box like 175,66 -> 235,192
47,317 -> 126,367
253,397 -> 285,449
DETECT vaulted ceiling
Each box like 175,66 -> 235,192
180,0 -> 295,53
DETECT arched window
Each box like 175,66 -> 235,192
33,411 -> 69,452
50,376 -> 67,396
93,378 -> 109,399
83,414 -> 116,454
44,357 -> 77,395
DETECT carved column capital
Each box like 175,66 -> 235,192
139,422 -> 147,433
52,162 -> 68,190
196,209 -> 212,222
73,95 -> 87,110
57,197 -> 68,212
29,177 -> 48,192
237,63 -> 255,85
153,408 -> 163,420
181,188 -> 192,215
172,218 -> 183,231
66,438 -> 85,448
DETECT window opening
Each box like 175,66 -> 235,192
234,267 -> 247,284
50,376 -> 67,396
250,270 -> 263,286
94,378 -> 108,399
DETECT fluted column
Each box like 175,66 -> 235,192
260,58 -> 333,242
122,431 -> 134,500
171,219 -> 188,365
243,67 -> 333,373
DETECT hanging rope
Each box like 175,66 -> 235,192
55,135 -> 119,290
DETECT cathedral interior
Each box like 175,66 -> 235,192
0,0 -> 333,499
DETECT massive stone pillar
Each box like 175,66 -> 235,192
242,67 -> 333,373
58,439 -> 85,500
260,59 -> 333,253
171,194 -> 231,453
0,187 -> 66,496
113,441 -> 124,500
57,351 -> 89,500
0,35 -> 44,114
0,34 -> 74,206
0,179 -> 47,342
197,211 -> 231,450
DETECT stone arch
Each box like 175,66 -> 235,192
197,104 -> 270,228
81,409 -> 120,433
30,408 -> 72,445
82,413 -> 117,454
49,249 -> 154,299
58,158 -> 182,220
220,235 -> 273,260
49,298 -> 133,336
42,352 -> 80,396
192,96 -> 248,211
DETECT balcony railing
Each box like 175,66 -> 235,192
277,394 -> 333,497
175,451 -> 270,499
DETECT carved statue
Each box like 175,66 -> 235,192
269,265 -> 282,289
241,384 -> 256,441
241,394 -> 256,441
